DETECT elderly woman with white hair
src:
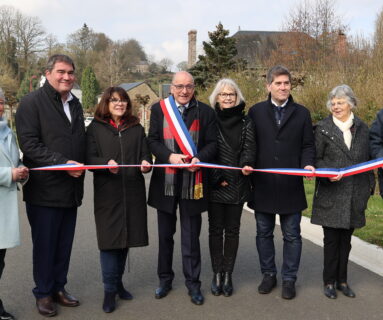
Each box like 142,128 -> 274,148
0,91 -> 28,320
208,79 -> 255,297
311,84 -> 374,300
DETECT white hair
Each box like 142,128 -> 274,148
209,78 -> 245,107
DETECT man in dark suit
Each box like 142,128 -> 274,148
248,65 -> 315,300
148,71 -> 216,305
16,55 -> 85,316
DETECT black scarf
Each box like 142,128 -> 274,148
215,102 -> 245,151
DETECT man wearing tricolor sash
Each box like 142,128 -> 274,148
148,71 -> 217,305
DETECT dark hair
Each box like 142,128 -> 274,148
94,86 -> 139,128
266,65 -> 291,84
46,54 -> 75,72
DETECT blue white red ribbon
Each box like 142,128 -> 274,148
30,157 -> 383,178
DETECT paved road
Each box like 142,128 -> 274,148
1,174 -> 383,319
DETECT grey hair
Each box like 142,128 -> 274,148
0,90 -> 5,102
326,84 -> 357,110
266,65 -> 291,84
209,78 -> 245,107
46,54 -> 75,72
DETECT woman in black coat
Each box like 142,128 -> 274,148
86,87 -> 152,313
311,85 -> 374,299
208,79 -> 255,297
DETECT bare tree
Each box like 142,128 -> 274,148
279,0 -> 348,69
14,11 -> 45,73
159,58 -> 173,73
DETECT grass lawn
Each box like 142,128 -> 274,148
303,180 -> 383,248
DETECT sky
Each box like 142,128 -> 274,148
1,0 -> 382,68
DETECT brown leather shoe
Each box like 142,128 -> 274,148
36,296 -> 57,317
52,290 -> 80,307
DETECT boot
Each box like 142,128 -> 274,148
211,273 -> 223,296
102,291 -> 116,313
117,282 -> 133,300
222,272 -> 233,297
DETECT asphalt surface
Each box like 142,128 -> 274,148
1,173 -> 383,320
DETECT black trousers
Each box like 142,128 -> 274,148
157,202 -> 202,292
26,203 -> 77,298
323,226 -> 354,285
208,202 -> 243,273
0,249 -> 5,280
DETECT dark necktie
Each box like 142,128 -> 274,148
178,105 -> 186,121
275,106 -> 283,126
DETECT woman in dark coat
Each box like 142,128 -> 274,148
208,79 -> 255,297
86,87 -> 151,313
311,84 -> 374,299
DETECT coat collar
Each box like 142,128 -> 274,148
43,80 -> 78,104
317,115 -> 362,159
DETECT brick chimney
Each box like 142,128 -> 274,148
335,31 -> 347,56
188,30 -> 197,68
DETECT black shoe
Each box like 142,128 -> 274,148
188,290 -> 204,306
36,296 -> 57,317
52,290 -> 80,307
117,283 -> 133,300
211,273 -> 222,296
155,285 -> 172,299
324,284 -> 337,299
336,283 -> 355,298
258,274 -> 277,294
282,280 -> 296,299
0,311 -> 15,320
102,291 -> 116,313
0,300 -> 15,320
222,272 -> 233,297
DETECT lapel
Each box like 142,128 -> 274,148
321,116 -> 353,160
279,103 -> 296,130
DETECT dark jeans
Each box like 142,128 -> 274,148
0,249 -> 5,280
323,227 -> 354,285
208,202 -> 243,273
26,203 -> 77,298
100,248 -> 129,292
157,201 -> 202,292
255,212 -> 302,281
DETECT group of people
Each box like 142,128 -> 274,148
0,54 -> 381,319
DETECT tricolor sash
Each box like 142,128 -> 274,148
160,96 -> 203,200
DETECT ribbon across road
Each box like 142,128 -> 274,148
29,157 -> 383,178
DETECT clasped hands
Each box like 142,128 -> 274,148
168,153 -> 200,172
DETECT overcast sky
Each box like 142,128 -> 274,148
1,0 -> 382,67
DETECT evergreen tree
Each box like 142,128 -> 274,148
189,22 -> 244,88
81,66 -> 99,112
16,70 -> 38,101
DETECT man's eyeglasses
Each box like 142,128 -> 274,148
218,93 -> 237,98
172,84 -> 195,91
110,98 -> 128,105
